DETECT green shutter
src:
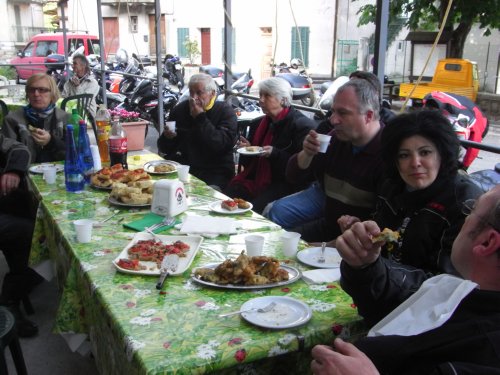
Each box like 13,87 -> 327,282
291,27 -> 309,67
177,28 -> 189,58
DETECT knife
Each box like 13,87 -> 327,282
156,254 -> 179,290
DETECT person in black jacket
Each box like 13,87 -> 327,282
223,77 -> 316,213
311,185 -> 500,375
157,73 -> 237,189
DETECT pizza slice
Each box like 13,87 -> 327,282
372,228 -> 400,243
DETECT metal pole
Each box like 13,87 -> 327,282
155,0 -> 164,133
373,0 -> 389,90
96,0 -> 107,107
58,0 -> 69,77
223,0 -> 233,96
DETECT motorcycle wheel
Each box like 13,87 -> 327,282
301,91 -> 316,107
175,71 -> 184,89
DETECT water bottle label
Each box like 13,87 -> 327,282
109,137 -> 127,153
67,173 -> 84,183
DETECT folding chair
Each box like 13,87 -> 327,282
60,94 -> 97,141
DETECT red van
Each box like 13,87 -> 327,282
10,32 -> 100,82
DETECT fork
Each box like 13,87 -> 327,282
218,302 -> 277,318
145,217 -> 175,232
318,242 -> 326,263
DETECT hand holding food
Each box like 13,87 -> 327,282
30,127 -> 51,146
371,228 -> 400,244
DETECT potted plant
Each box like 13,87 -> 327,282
108,109 -> 148,151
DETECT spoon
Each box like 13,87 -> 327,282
101,209 -> 120,223
218,302 -> 277,318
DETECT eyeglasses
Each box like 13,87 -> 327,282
462,199 -> 500,232
27,87 -> 51,94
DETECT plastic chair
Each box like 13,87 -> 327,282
0,307 -> 27,375
60,94 -> 97,141
0,100 -> 9,126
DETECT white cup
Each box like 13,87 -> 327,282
280,231 -> 301,257
316,134 -> 332,153
74,219 -> 94,243
177,164 -> 190,182
245,235 -> 265,257
42,165 -> 57,184
165,121 -> 176,132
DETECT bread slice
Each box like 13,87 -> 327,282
221,199 -> 238,211
372,228 -> 400,243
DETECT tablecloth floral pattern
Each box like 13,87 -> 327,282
28,154 -> 365,375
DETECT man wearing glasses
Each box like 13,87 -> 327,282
2,73 -> 70,163
312,185 -> 500,374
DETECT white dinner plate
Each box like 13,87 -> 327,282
296,247 -> 342,268
236,147 -> 265,156
143,160 -> 179,175
192,263 -> 301,289
29,163 -> 64,174
113,233 -> 203,276
208,200 -> 253,214
108,196 -> 151,208
240,296 -> 312,329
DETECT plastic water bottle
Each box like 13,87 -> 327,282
95,104 -> 111,163
71,108 -> 83,143
109,116 -> 128,169
64,124 -> 85,192
78,120 -> 94,184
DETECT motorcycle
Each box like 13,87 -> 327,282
163,54 -> 185,90
272,58 -> 315,107
44,53 -> 68,92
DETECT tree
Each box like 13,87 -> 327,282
184,37 -> 200,65
356,0 -> 500,58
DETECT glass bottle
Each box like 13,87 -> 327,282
78,120 -> 94,184
64,124 -> 85,192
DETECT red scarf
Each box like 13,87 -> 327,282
230,107 -> 290,197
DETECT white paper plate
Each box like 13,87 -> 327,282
297,247 -> 342,268
236,147 -> 265,156
29,163 -> 64,174
113,233 -> 203,276
192,263 -> 301,289
143,160 -> 179,175
108,196 -> 151,208
240,296 -> 312,329
208,201 -> 253,214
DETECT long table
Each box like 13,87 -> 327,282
28,153 -> 364,374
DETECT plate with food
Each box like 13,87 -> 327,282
296,247 -> 342,269
238,296 -> 312,329
236,146 -> 265,156
91,164 -> 151,189
108,179 -> 154,207
143,160 -> 179,175
29,163 -> 64,174
113,233 -> 203,275
209,198 -> 253,214
192,252 -> 301,289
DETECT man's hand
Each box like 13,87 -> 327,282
335,221 -> 382,269
237,136 -> 250,148
31,128 -> 51,147
337,215 -> 361,233
0,172 -> 21,196
189,97 -> 204,118
297,130 -> 320,169
311,339 -> 379,375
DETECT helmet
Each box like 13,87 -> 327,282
290,58 -> 303,69
116,48 -> 129,64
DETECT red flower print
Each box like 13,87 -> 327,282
159,291 -> 168,295
120,284 -> 133,290
126,301 -> 136,308
281,287 -> 290,293
235,349 -> 247,362
350,303 -> 357,309
327,284 -> 337,289
331,324 -> 343,335
195,300 -> 206,307
228,338 -> 243,346
163,342 -> 171,349
151,317 -> 162,322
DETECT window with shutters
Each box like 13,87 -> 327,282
177,28 -> 189,58
290,27 -> 309,67
130,16 -> 138,33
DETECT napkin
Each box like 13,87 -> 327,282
368,274 -> 477,337
179,215 -> 237,235
123,213 -> 177,233
302,269 -> 341,284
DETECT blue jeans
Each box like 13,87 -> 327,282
264,182 -> 324,229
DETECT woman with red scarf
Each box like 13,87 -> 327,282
224,77 -> 316,213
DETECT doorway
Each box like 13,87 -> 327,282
103,17 -> 119,60
148,14 -> 166,57
201,28 -> 211,65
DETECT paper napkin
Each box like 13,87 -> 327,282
302,268 -> 341,284
123,213 -> 177,233
179,215 -> 237,235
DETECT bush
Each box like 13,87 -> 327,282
0,66 -> 17,80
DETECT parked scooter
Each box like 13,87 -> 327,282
163,54 -> 185,90
272,59 -> 315,107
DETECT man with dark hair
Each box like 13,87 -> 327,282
311,185 -> 500,375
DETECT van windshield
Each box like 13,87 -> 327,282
89,40 -> 100,55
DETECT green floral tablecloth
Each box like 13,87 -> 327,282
29,154 -> 365,375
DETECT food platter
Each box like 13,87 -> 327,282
143,160 -> 179,175
191,263 -> 301,289
112,233 -> 203,276
236,147 -> 265,156
239,296 -> 312,329
90,182 -> 112,191
208,201 -> 253,214
108,196 -> 151,208
296,247 -> 342,269
29,163 -> 64,174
